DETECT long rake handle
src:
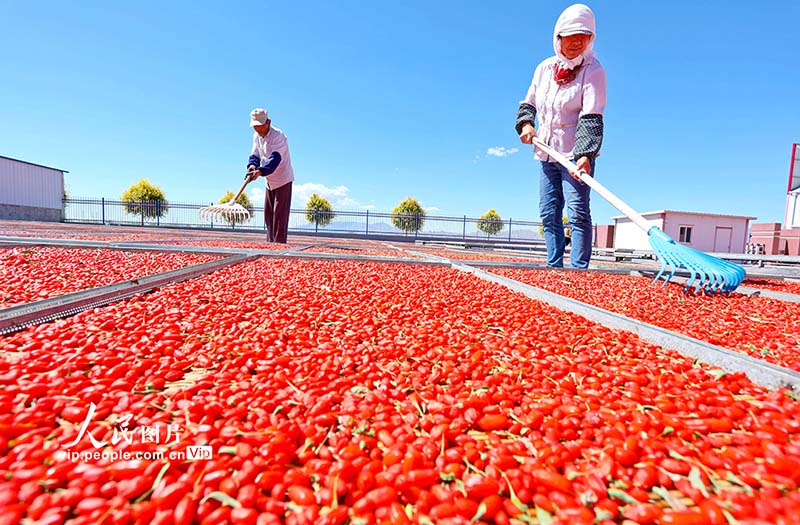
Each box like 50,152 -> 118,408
230,177 -> 251,203
531,137 -> 652,234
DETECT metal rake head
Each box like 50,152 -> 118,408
198,202 -> 252,222
648,227 -> 746,294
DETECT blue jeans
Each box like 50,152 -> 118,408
539,160 -> 594,268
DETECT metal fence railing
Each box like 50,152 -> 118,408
62,197 -> 555,244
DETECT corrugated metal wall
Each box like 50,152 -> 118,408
0,157 -> 64,208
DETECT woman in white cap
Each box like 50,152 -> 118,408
516,3 -> 606,269
247,108 -> 295,243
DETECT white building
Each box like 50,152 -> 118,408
612,210 -> 756,254
787,192 -> 800,229
0,155 -> 67,222
785,143 -> 800,229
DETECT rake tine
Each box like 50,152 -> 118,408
198,203 -> 252,223
662,254 -> 679,287
651,235 -> 680,287
727,259 -> 746,292
712,266 -> 727,293
706,268 -> 720,293
683,262 -> 698,294
694,252 -> 714,293
653,259 -> 669,286
720,264 -> 736,293
199,177 -> 253,223
716,268 -> 730,293
707,263 -> 721,293
699,257 -> 713,292
702,253 -> 738,294
719,271 -> 729,292
691,263 -> 705,294
684,250 -> 708,294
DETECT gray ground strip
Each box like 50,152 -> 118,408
735,287 -> 800,303
0,254 -> 260,336
1,237 -> 125,250
285,243 -> 330,252
467,260 -> 637,275
289,243 -> 372,253
402,250 -> 451,263
736,268 -> 800,280
404,249 -> 661,276
0,236 -> 242,257
0,237 -> 441,266
111,237 -> 226,243
270,251 -> 446,267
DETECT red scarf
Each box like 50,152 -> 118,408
553,63 -> 581,86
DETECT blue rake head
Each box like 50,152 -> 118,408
647,227 -> 746,294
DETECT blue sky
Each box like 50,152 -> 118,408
2,1 -> 798,225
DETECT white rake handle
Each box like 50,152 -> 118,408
531,137 -> 652,234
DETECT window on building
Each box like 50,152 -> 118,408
679,226 -> 693,243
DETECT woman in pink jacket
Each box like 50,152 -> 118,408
516,4 -> 607,268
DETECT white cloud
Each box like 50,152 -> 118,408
247,183 -> 358,209
360,204 -> 376,210
426,206 -> 440,213
486,146 -> 519,158
293,182 -> 358,208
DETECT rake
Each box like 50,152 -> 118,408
199,176 -> 252,223
531,137 -> 746,293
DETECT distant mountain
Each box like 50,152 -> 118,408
292,219 -> 543,241
293,220 -> 398,234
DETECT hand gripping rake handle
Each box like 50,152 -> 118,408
531,137 -> 652,234
230,176 -> 252,203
